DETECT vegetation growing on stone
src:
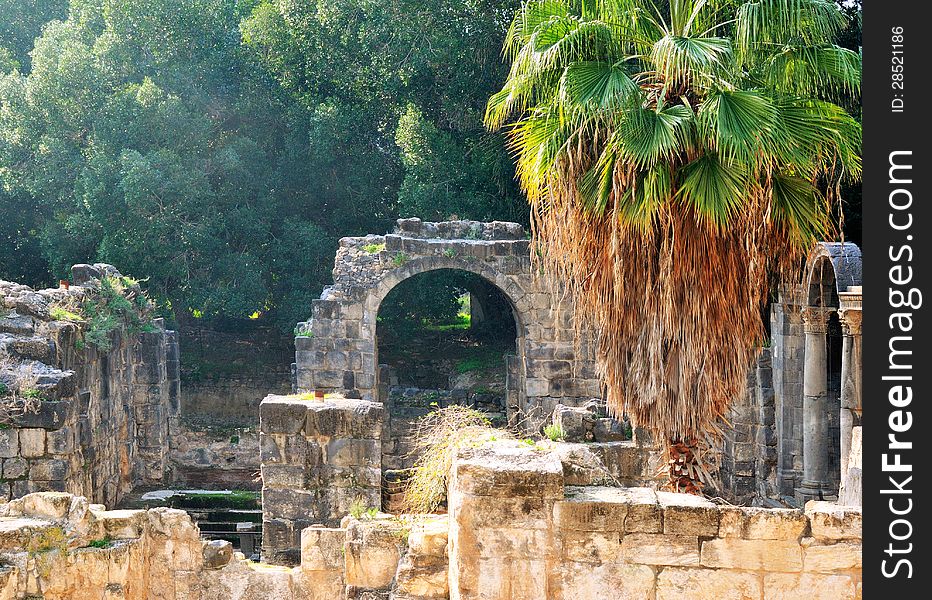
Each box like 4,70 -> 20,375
403,405 -> 504,514
81,276 -> 155,352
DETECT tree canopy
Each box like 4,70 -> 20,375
0,0 -> 527,329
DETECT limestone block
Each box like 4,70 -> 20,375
262,488 -> 320,521
806,501 -> 862,541
621,533 -> 699,566
94,509 -> 148,539
763,573 -> 856,600
259,396 -> 309,435
657,491 -> 719,536
343,519 -> 404,590
21,491 -> 73,520
455,494 -> 552,531
560,530 -> 623,563
803,540 -> 862,572
718,506 -> 808,540
553,487 -> 628,531
656,567 -> 762,600
460,526 -> 551,560
555,561 -> 655,600
203,539 -> 234,569
261,465 -> 306,489
551,444 -> 614,486
471,556 -> 548,600
296,568 -> 343,600
700,538 -> 803,571
300,526 -> 346,571
0,430 -> 18,459
46,427 -> 74,454
618,487 -> 662,533
201,557 -> 297,600
325,438 -> 380,467
452,443 -> 564,499
17,428 -> 45,457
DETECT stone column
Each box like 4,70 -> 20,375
838,288 -> 863,492
797,307 -> 831,502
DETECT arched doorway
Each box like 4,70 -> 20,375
374,269 -> 520,471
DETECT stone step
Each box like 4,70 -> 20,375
0,313 -> 34,336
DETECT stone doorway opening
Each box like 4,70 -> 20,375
375,268 -> 520,474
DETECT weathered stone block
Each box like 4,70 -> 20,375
700,538 -> 803,571
29,458 -> 68,481
301,526 -> 346,571
18,428 -> 45,457
806,501 -> 862,541
455,494 -> 552,531
656,567 -> 762,600
261,464 -> 307,489
555,560 -> 656,600
657,491 -> 719,536
2,458 -> 27,480
622,533 -> 699,566
452,444 -> 563,499
560,530 -> 623,563
259,396 -> 308,435
803,540 -> 861,572
763,573 -> 856,600
203,539 -> 233,569
554,487 -> 628,531
718,506 -> 808,540
325,438 -> 380,467
0,430 -> 18,458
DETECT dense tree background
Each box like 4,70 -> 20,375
0,0 -> 859,331
0,0 -> 523,329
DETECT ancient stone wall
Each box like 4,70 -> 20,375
0,491 -> 325,600
446,442 -> 861,600
180,323 -> 292,426
720,349 -> 779,504
294,218 -> 601,432
259,394 -> 384,565
0,266 -> 177,507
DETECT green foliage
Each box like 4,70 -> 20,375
49,305 -> 84,322
80,276 -> 152,352
348,498 -> 378,520
543,423 -> 566,442
362,243 -> 385,254
0,383 -> 6,395
87,536 -> 113,549
391,253 -> 409,268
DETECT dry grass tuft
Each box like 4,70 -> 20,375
402,406 -> 509,514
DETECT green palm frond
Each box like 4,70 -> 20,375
677,152 -> 749,228
618,103 -> 693,168
770,172 -> 824,242
699,89 -> 776,163
761,44 -> 861,98
560,60 -> 639,109
736,0 -> 845,63
650,34 -> 732,91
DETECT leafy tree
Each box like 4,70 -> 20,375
0,0 -> 69,73
487,0 -> 861,490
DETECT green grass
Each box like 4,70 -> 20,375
87,536 -> 113,549
391,252 -> 409,267
50,305 -> 84,322
543,423 -> 565,442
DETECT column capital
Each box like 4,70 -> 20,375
838,308 -> 863,336
802,307 -> 832,334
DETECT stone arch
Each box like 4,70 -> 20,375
795,242 -> 862,502
292,219 -> 601,430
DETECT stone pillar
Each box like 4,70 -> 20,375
838,289 -> 862,493
797,307 -> 832,502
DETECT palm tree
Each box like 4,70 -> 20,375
486,0 -> 860,492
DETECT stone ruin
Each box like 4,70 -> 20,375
293,218 -> 601,428
0,222 -> 863,599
